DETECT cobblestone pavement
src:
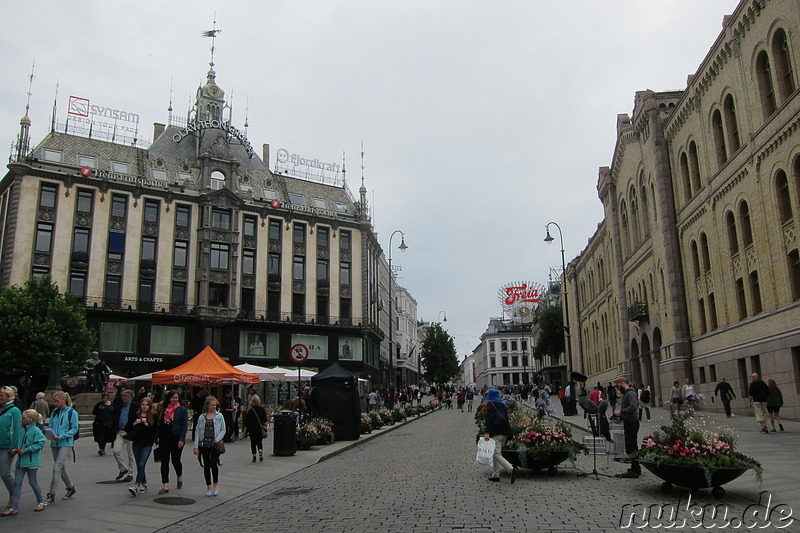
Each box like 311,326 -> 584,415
162,406 -> 799,533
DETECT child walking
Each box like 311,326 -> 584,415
2,410 -> 47,516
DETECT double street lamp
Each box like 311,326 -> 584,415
544,222 -> 573,384
438,310 -> 447,324
387,230 -> 408,390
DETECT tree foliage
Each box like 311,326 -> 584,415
534,304 -> 565,361
420,322 -> 459,386
0,276 -> 95,378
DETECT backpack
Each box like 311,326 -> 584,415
68,407 -> 80,440
640,389 -> 651,403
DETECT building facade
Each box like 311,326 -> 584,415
569,0 -> 800,418
473,317 -> 535,390
1,61 -> 398,386
393,282 -> 420,387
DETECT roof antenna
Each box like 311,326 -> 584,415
50,79 -> 59,133
244,95 -> 249,133
201,16 -> 221,70
168,75 -> 174,125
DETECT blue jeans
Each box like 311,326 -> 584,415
132,443 -> 153,486
11,467 -> 45,509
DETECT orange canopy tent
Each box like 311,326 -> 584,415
152,346 -> 258,385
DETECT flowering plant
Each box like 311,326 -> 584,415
367,410 -> 383,430
391,407 -> 407,423
360,415 -> 373,434
309,418 -> 335,444
511,415 -> 585,464
296,423 -> 319,449
630,411 -> 762,483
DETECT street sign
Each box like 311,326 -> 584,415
289,343 -> 309,364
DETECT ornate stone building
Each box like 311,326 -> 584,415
1,59 -> 397,385
569,0 -> 799,418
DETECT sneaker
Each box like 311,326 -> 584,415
761,428 -> 769,434
177,480 -> 183,490
63,486 -> 76,500
124,475 -> 134,482
205,490 -> 213,497
780,424 -> 785,432
34,503 -> 46,512
115,470 -> 128,481
212,488 -> 219,496
488,477 -> 500,482
128,486 -> 137,497
138,486 -> 147,494
510,467 -> 518,485
45,493 -> 55,505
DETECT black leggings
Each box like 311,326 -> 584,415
199,447 -> 219,485
249,432 -> 263,455
160,434 -> 184,484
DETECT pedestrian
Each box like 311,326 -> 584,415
613,376 -> 642,479
190,387 -> 206,440
125,397 -> 157,496
766,379 -> 784,432
2,409 -> 47,516
589,385 -> 603,406
606,383 -> 617,410
638,385 -> 651,421
714,377 -> 735,418
466,389 -> 474,412
367,389 -> 379,411
112,389 -> 138,483
244,395 -> 268,463
682,378 -> 696,408
669,381 -> 684,414
91,392 -> 115,456
46,391 -> 78,504
748,373 -> 770,434
482,388 -> 518,484
221,390 -> 236,443
29,393 -> 49,424
232,396 -> 242,440
289,392 -> 307,423
156,390 -> 188,494
193,396 -> 225,497
457,388 -> 466,412
0,386 -> 23,509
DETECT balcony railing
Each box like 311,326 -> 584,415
627,301 -> 648,323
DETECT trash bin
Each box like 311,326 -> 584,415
273,411 -> 297,456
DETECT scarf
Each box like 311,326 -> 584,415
164,403 -> 178,424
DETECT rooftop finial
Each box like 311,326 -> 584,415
25,59 -> 36,116
244,95 -> 249,132
201,16 -> 221,70
168,75 -> 174,124
360,139 -> 366,188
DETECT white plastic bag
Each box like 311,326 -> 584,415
475,438 -> 496,465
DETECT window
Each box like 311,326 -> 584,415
108,231 -> 125,260
708,293 -> 718,330
340,262 -> 351,285
712,110 -> 728,166
293,256 -> 305,280
111,162 -> 129,174
340,230 -> 351,251
511,356 -> 518,367
293,223 -> 306,245
723,94 -> 741,153
111,195 -> 127,218
335,203 -> 348,214
210,243 -> 229,269
680,151 -> 692,200
317,227 -> 329,248
292,293 -> 305,319
178,172 -> 193,184
105,275 -> 121,302
700,233 -> 711,273
489,341 -> 495,352
77,155 -> 96,168
144,200 -> 159,224
68,272 -> 86,299
773,29 -> 796,100
339,298 -> 351,322
39,184 -> 57,209
151,325 -> 185,355
174,240 -> 188,267
689,141 -> 702,193
240,332 -> 279,358
43,149 -> 62,162
740,201 -> 754,247
789,250 -> 800,300
521,339 -> 528,351
141,237 -> 157,262
490,357 -> 496,368
31,267 -> 49,280
72,228 -> 90,255
312,198 -> 327,209
267,290 -> 281,320
698,298 -> 707,334
501,356 -> 508,367
289,193 -> 304,205
726,211 -> 739,255
262,189 -> 278,200
35,223 -> 53,252
211,209 -> 230,230
171,281 -> 186,307
511,340 -> 518,351
749,271 -> 763,315
242,249 -> 255,275
501,340 -> 508,351
175,204 -> 190,228
210,170 -> 225,190
243,215 -> 257,237
152,169 -> 168,181
756,50 -> 777,118
317,259 -> 329,282
776,170 -> 793,224
241,288 -> 255,314
138,279 -> 154,311
736,278 -> 747,320
100,323 -> 137,353
76,189 -> 93,214
268,219 -> 281,241
268,253 -> 281,277
208,283 -> 228,306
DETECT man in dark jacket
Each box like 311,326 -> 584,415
748,373 -> 770,434
714,377 -> 736,418
613,376 -> 641,478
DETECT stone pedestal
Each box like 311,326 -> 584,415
72,393 -> 102,416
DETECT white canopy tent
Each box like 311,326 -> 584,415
233,363 -> 287,382
269,366 -> 317,380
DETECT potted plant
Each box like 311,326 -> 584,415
295,423 -> 319,450
367,410 -> 383,430
360,415 -> 373,434
629,410 -> 762,497
310,418 -> 335,445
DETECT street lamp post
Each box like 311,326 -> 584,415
388,230 -> 407,394
544,222 -> 573,387
438,310 -> 447,324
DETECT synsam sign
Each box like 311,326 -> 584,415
68,96 -> 140,123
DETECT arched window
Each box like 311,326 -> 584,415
640,172 -> 650,238
726,211 -> 739,255
724,94 -> 741,153
708,292 -> 718,330
689,141 -> 702,194
691,240 -> 701,279
749,270 -> 763,315
700,232 -> 711,273
740,201 -> 754,248
620,201 -> 630,257
680,151 -> 692,200
788,249 -> 800,301
756,50 -> 777,118
712,109 -> 728,166
773,29 -> 796,100
630,190 -> 640,248
698,298 -> 707,334
776,170 -> 793,224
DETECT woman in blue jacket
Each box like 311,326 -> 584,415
0,386 -> 23,509
46,391 -> 78,504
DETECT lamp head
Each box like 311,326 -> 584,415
544,227 -> 554,244
398,234 -> 408,252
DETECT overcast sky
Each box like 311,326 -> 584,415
1,0 -> 740,357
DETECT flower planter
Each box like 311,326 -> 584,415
502,449 -> 571,475
639,461 -> 751,497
